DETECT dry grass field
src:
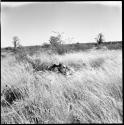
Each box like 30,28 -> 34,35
1,48 -> 122,124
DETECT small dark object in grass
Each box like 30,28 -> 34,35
1,55 -> 6,58
3,86 -> 24,105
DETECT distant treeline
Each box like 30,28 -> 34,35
1,41 -> 122,53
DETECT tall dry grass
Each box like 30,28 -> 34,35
1,49 -> 122,124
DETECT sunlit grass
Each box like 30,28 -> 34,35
1,49 -> 122,123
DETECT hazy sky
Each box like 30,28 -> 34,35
1,1 -> 122,47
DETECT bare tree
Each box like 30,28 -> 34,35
12,36 -> 20,50
49,32 -> 66,55
95,33 -> 105,45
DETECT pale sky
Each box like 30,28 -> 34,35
1,1 -> 122,47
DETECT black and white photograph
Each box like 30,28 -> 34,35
1,1 -> 122,124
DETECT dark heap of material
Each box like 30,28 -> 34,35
48,63 -> 70,75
